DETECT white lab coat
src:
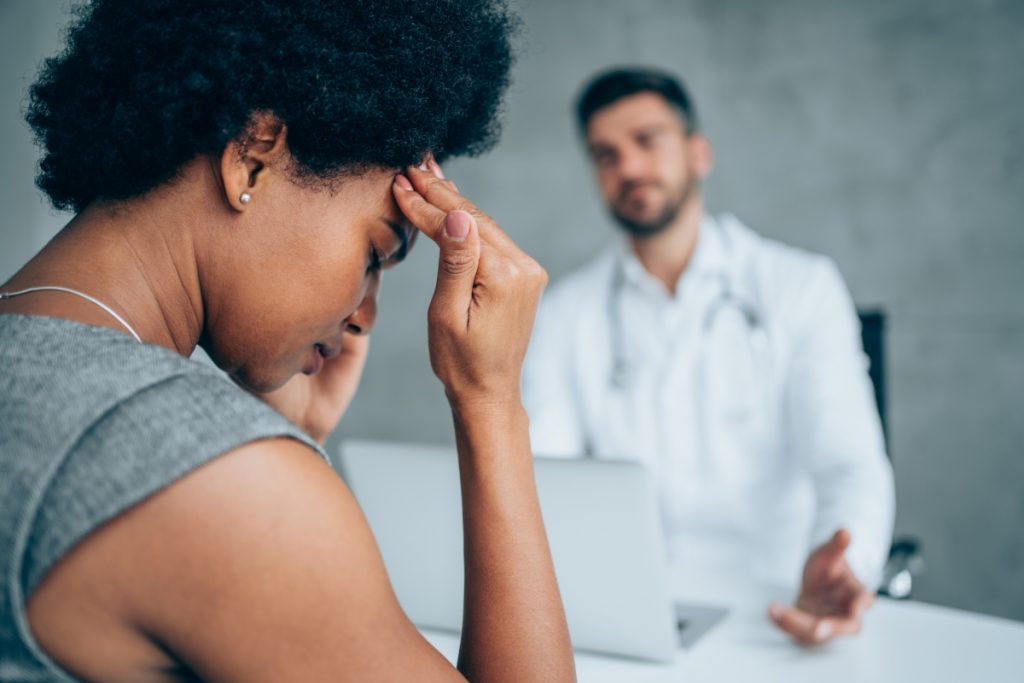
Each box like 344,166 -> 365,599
523,213 -> 895,591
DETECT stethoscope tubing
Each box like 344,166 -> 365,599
607,224 -> 766,392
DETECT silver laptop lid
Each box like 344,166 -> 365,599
338,439 -> 678,662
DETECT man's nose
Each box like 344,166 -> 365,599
615,147 -> 650,181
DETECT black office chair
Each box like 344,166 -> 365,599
857,309 -> 923,599
858,310 -> 888,443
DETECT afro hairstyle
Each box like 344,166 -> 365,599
26,0 -> 519,212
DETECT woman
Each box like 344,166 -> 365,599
0,1 -> 575,681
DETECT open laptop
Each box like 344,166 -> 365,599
337,439 -> 728,662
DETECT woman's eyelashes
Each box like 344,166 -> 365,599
367,237 -> 405,273
367,245 -> 383,273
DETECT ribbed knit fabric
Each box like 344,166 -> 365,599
0,314 -> 325,682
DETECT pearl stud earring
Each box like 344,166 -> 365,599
239,191 -> 252,204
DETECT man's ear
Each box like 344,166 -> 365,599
219,112 -> 289,212
691,133 -> 714,181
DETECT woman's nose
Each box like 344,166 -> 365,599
344,279 -> 380,336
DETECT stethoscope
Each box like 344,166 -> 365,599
607,224 -> 768,392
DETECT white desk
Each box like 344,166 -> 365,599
421,583 -> 1024,682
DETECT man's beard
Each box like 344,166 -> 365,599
610,176 -> 697,238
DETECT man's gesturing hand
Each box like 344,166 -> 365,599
391,159 -> 547,410
769,529 -> 875,645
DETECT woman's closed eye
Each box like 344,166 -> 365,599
367,240 -> 407,274
369,218 -> 415,273
367,245 -> 385,273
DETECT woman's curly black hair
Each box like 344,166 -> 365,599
26,0 -> 518,212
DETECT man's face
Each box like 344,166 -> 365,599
585,92 -> 708,237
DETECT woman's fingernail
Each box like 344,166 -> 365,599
429,159 -> 446,180
814,622 -> 833,641
444,210 -> 471,241
394,175 -> 413,191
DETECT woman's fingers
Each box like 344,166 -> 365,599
392,168 -> 531,289
429,210 -> 481,328
392,175 -> 482,318
404,164 -> 520,254
392,175 -> 450,246
427,159 -> 459,193
391,160 -> 547,404
405,162 -> 474,213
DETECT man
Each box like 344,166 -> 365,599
523,68 -> 895,644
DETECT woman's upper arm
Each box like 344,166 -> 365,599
127,438 -> 464,682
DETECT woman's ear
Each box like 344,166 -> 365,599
219,112 -> 289,212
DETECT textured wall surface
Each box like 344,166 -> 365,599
2,0 -> 1022,621
0,0 -> 68,279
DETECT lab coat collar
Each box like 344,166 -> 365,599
615,213 -> 728,297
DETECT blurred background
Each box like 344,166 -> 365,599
2,0 -> 1022,621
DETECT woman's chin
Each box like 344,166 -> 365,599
229,366 -> 292,396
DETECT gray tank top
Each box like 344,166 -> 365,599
0,314 -> 325,682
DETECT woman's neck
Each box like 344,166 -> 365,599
1,174 -> 209,355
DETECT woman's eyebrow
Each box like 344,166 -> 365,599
381,218 -> 415,264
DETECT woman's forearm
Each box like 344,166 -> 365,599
451,399 -> 576,682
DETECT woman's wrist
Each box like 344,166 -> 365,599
446,388 -> 526,425
448,391 -> 529,456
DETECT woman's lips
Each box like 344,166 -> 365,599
306,342 -> 341,375
317,342 -> 341,360
307,345 -> 325,375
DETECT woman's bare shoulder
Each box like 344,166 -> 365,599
28,438 -> 461,682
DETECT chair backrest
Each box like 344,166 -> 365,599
857,309 -> 888,445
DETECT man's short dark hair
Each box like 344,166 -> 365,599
575,67 -> 698,135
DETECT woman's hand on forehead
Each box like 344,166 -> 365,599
391,158 -> 547,408
393,155 -> 516,251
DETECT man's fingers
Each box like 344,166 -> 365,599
813,528 -> 853,579
817,615 -> 863,640
769,602 -> 863,645
826,528 -> 852,556
848,586 -> 875,619
769,603 -> 819,643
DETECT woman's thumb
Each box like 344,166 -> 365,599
432,210 -> 480,313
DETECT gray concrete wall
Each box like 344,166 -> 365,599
0,0 -> 69,279
3,0 -> 1022,621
